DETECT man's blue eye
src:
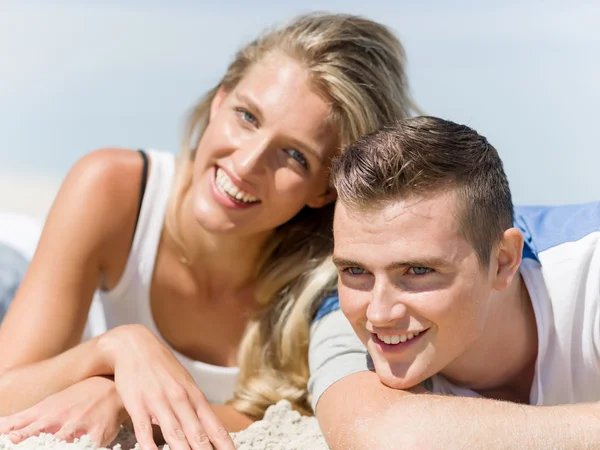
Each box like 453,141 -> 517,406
285,148 -> 309,169
347,267 -> 365,275
410,267 -> 431,276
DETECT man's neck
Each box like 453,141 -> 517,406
442,272 -> 539,403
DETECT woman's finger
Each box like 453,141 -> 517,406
189,390 -> 235,450
125,398 -> 159,450
54,423 -> 84,443
151,404 -> 192,450
8,421 -> 60,444
131,415 -> 159,450
83,428 -> 107,448
0,410 -> 32,434
169,394 -> 213,450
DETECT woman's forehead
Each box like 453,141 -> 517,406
231,57 -> 338,155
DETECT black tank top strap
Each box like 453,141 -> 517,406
134,149 -> 149,232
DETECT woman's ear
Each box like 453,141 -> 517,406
307,187 -> 337,209
209,86 -> 227,121
492,227 -> 524,291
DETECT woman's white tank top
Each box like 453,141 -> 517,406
84,149 -> 239,404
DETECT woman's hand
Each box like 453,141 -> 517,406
102,324 -> 236,450
0,376 -> 126,446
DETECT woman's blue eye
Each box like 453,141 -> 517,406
236,108 -> 258,126
285,148 -> 309,169
409,267 -> 431,276
346,267 -> 365,275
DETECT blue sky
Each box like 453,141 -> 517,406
1,0 -> 598,205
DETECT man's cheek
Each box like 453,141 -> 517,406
339,295 -> 364,322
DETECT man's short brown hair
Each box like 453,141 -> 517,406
331,116 -> 514,266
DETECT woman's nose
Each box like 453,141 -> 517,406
232,135 -> 271,178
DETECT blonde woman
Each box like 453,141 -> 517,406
0,12 -> 417,450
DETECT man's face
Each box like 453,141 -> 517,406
333,191 -> 497,389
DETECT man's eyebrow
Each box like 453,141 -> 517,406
332,257 -> 449,270
332,257 -> 364,267
384,259 -> 448,270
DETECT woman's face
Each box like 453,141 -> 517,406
190,54 -> 338,237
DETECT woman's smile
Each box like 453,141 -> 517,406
211,166 -> 261,210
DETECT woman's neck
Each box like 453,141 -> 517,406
175,190 -> 273,294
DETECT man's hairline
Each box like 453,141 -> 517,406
333,188 -> 496,269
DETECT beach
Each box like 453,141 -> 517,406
0,174 -> 61,221
0,401 -> 328,450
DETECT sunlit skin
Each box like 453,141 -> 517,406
0,53 -> 343,450
188,53 -> 338,240
333,191 -> 538,402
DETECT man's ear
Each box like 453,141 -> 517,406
307,187 -> 338,209
209,86 -> 227,121
492,227 -> 524,291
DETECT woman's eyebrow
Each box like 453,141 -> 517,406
235,93 -> 265,124
285,137 -> 323,162
235,93 -> 323,162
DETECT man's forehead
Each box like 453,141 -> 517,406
334,192 -> 461,229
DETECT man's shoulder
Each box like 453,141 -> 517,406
313,292 -> 340,322
515,201 -> 600,261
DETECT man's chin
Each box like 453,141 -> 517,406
374,362 -> 424,390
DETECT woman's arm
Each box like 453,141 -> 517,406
0,342 -> 251,446
0,149 -> 239,449
0,148 -> 145,413
0,334 -> 113,415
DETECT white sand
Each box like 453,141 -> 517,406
0,174 -> 61,221
0,401 -> 328,450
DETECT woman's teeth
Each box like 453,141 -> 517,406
377,331 -> 422,345
215,168 -> 259,204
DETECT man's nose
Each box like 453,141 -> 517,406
366,281 -> 408,326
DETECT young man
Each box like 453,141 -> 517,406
308,116 -> 600,448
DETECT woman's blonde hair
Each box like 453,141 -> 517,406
165,12 -> 419,418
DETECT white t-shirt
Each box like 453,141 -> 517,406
308,202 -> 600,408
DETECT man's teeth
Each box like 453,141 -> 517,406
215,168 -> 258,203
377,331 -> 422,345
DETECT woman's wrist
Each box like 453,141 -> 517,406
95,324 -> 154,372
94,327 -> 127,372
94,375 -> 130,424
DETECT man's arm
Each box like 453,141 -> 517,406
317,371 -> 600,449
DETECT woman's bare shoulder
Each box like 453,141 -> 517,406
51,147 -> 150,259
